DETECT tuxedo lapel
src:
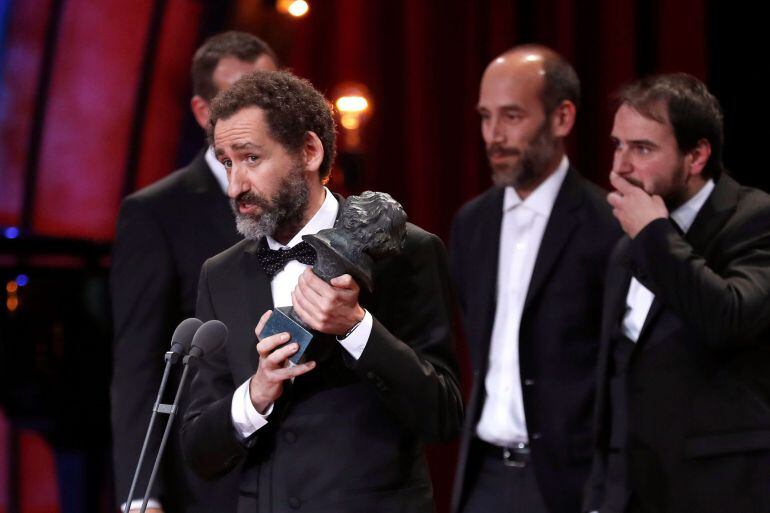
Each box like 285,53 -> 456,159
472,188 -> 505,363
229,239 -> 273,379
602,238 -> 634,343
685,174 -> 739,256
523,169 -> 582,313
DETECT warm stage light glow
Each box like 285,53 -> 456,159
6,281 -> 18,293
333,84 -> 372,151
277,0 -> 309,17
340,114 -> 360,130
336,96 -> 369,114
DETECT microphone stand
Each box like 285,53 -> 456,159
123,349 -> 180,512
138,353 -> 197,513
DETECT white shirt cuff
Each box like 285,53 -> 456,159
337,310 -> 373,360
122,498 -> 161,512
230,377 -> 272,440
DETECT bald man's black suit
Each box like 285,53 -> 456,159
450,168 -> 621,513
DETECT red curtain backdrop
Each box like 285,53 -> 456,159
0,0 -> 741,244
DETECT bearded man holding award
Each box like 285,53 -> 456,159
181,70 -> 463,513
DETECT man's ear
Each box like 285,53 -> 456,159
191,95 -> 211,130
302,131 -> 325,174
685,138 -> 712,177
550,100 -> 577,138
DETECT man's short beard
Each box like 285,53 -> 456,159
660,160 -> 690,211
624,158 -> 690,211
489,120 -> 559,189
231,165 -> 309,241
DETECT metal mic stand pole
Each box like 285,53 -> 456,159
124,350 -> 179,511
138,354 -> 196,513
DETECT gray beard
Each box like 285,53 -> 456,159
231,166 -> 309,241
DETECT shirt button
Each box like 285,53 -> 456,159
366,371 -> 376,381
531,432 -> 543,440
283,430 -> 297,444
523,379 -> 535,386
288,496 -> 301,509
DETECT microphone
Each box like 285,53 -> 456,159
187,319 -> 228,360
124,318 -> 202,512
168,317 -> 204,362
138,320 -> 228,513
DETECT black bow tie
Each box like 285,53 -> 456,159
256,241 -> 317,278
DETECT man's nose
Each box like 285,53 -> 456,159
227,164 -> 249,199
489,117 -> 506,143
612,147 -> 633,175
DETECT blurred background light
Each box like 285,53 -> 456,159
276,0 -> 309,18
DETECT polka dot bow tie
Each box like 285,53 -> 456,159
256,241 -> 317,278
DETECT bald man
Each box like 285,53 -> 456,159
449,46 -> 620,513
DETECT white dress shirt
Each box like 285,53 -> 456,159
621,179 -> 715,342
230,189 -> 374,439
476,157 -> 569,447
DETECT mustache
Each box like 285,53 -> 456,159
233,191 -> 269,208
486,144 -> 521,159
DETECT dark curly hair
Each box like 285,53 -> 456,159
617,73 -> 724,179
191,31 -> 277,102
209,70 -> 337,180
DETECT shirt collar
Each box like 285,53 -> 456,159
266,188 -> 339,249
503,155 -> 569,217
205,146 -> 228,194
670,179 -> 715,234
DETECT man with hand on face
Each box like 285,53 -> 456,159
181,70 -> 463,513
585,74 -> 770,513
111,32 -> 277,513
450,45 -> 620,513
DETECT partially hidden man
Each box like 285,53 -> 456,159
181,70 -> 463,513
585,74 -> 770,513
450,45 -> 620,513
111,32 -> 277,513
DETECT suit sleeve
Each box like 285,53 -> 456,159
629,209 -> 770,349
348,230 -> 463,442
110,198 -> 176,505
181,260 -> 249,480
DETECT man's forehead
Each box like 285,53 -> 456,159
620,101 -> 670,126
479,62 -> 544,105
213,109 -> 267,150
612,103 -> 675,142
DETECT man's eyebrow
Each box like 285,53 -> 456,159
628,139 -> 659,147
476,104 -> 526,114
231,141 -> 261,151
610,136 -> 659,148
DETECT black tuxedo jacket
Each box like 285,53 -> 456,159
111,152 -> 241,513
182,220 -> 463,513
449,168 -> 620,513
585,174 -> 770,513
